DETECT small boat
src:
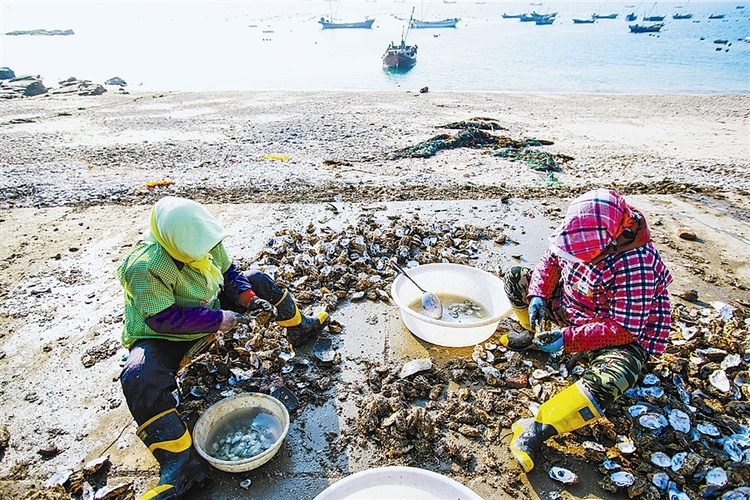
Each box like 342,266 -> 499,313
318,17 -> 375,29
502,13 -> 524,18
411,18 -> 460,28
708,13 -> 726,19
629,22 -> 664,32
573,17 -> 596,23
673,12 -> 693,19
643,14 -> 665,21
592,13 -> 618,19
626,12 -> 637,21
383,8 -> 417,69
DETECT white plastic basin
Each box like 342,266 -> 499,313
313,466 -> 484,500
192,392 -> 289,473
390,263 -> 512,347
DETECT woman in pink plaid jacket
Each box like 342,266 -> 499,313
500,188 -> 672,473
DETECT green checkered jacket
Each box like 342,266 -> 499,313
117,241 -> 231,348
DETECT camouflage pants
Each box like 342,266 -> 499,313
502,265 -> 648,409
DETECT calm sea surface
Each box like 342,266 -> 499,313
1,1 -> 748,93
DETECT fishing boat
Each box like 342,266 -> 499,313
643,14 -> 665,20
411,18 -> 460,28
626,12 -> 637,21
383,8 -> 417,69
520,11 -> 556,22
592,13 -> 618,19
319,0 -> 375,29
708,13 -> 726,19
502,13 -> 525,18
318,17 -> 375,29
629,22 -> 664,32
673,12 -> 693,19
535,15 -> 555,24
573,17 -> 596,23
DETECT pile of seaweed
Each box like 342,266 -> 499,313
389,116 -> 573,172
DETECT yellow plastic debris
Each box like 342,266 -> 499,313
145,180 -> 175,189
261,154 -> 291,161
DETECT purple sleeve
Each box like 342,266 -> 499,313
145,305 -> 223,334
223,262 -> 253,305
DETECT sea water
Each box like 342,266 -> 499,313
408,293 -> 490,323
1,1 -> 748,93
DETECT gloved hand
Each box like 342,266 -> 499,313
532,330 -> 564,353
528,296 -> 546,330
217,310 -> 238,333
245,298 -> 278,323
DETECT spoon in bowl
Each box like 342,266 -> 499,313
389,258 -> 443,320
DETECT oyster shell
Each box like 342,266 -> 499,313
639,413 -> 669,430
651,472 -> 669,490
611,471 -> 635,487
651,451 -> 671,468
549,466 -> 578,485
399,358 -> 432,379
710,369 -> 732,392
705,467 -> 728,487
667,408 -> 691,433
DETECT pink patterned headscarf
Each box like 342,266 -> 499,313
549,189 -> 650,263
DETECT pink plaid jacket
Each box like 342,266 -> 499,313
528,189 -> 672,355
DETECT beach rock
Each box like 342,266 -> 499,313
678,228 -> 697,240
0,75 -> 47,97
50,77 -> 107,96
105,76 -> 127,86
0,67 -> 15,80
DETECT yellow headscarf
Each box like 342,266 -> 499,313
144,197 -> 228,292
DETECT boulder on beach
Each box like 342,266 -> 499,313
0,75 -> 47,98
50,77 -> 107,96
105,76 -> 127,86
0,67 -> 15,80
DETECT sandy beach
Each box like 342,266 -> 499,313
0,90 -> 749,500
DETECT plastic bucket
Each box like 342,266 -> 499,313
390,263 -> 512,347
313,466 -> 484,500
192,392 -> 289,473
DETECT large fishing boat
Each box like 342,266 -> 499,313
383,8 -> 418,69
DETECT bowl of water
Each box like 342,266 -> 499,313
192,392 -> 289,473
390,263 -> 512,347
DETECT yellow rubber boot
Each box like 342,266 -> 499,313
510,381 -> 602,472
275,290 -> 329,346
512,306 -> 533,332
137,409 -> 208,500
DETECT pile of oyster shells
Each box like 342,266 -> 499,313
351,301 -> 750,499
173,213 -> 748,499
176,213 -> 500,420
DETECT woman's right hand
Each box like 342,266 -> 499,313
217,310 -> 239,333
528,296 -> 546,330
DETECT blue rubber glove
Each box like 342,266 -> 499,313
528,296 -> 546,330
533,330 -> 564,353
